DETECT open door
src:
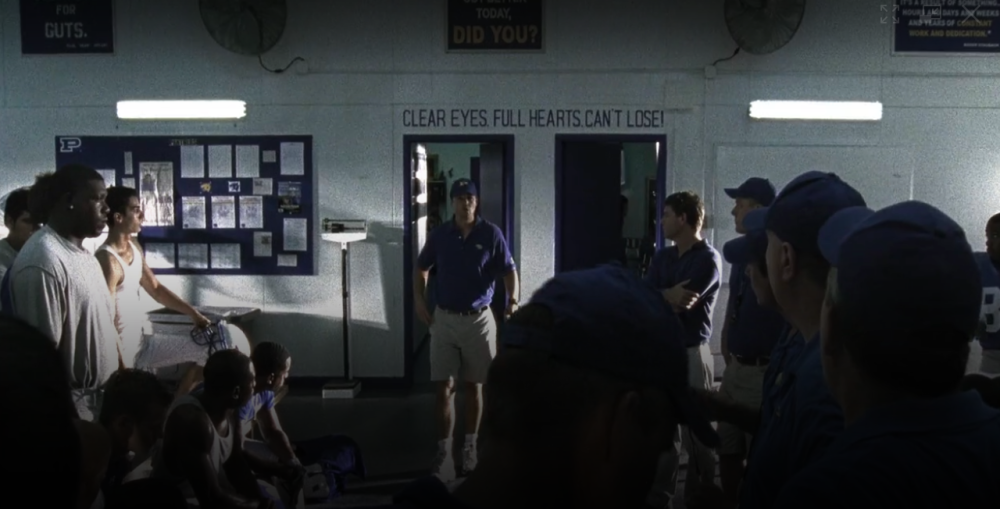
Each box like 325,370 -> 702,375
411,143 -> 432,354
556,141 -> 624,273
477,143 -> 509,324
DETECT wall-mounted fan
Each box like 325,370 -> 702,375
724,0 -> 806,55
199,0 -> 288,56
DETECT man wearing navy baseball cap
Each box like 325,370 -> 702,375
415,177 -> 519,481
380,264 -> 718,509
716,178 -> 786,501
772,201 -> 1000,508
707,171 -> 863,509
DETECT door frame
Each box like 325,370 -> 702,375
402,135 -> 516,386
553,134 -> 668,273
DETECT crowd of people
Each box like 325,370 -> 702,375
2,163 -> 1000,509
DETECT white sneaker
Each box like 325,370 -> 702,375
431,448 -> 456,483
461,444 -> 478,475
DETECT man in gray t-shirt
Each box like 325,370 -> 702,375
7,165 -> 120,421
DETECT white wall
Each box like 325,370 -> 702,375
2,0 -> 998,377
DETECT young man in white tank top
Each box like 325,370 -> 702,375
150,349 -> 276,509
97,186 -> 213,397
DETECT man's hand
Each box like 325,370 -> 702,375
505,301 -> 519,319
663,280 -> 700,309
415,298 -> 433,325
191,312 -> 212,329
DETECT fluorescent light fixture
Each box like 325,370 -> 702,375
116,100 -> 247,120
749,101 -> 882,121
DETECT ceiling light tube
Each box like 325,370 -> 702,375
749,101 -> 883,121
116,100 -> 247,120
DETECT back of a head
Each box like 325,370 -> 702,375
3,187 -> 31,227
28,164 -> 102,225
251,341 -> 290,377
820,201 -> 980,397
0,315 -> 80,507
203,348 -> 251,393
99,369 -> 173,426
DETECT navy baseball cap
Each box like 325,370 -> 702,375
818,201 -> 981,338
725,177 -> 777,206
501,264 -> 719,447
744,171 -> 866,256
450,178 -> 477,198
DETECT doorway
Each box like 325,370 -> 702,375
554,134 -> 667,276
402,135 -> 515,384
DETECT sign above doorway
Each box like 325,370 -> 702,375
19,0 -> 115,55
446,0 -> 544,52
401,108 -> 667,129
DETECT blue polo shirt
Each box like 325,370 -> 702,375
740,333 -> 844,509
757,326 -> 805,423
643,240 -> 722,347
370,476 -> 471,509
417,218 -> 515,312
726,264 -> 786,358
975,252 -> 1000,350
772,391 -> 1000,508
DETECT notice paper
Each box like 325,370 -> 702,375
252,178 -> 273,195
178,244 -> 209,269
208,145 -> 233,178
144,243 -> 175,269
124,152 -> 133,175
277,181 -> 302,213
139,162 -> 175,227
283,217 -> 307,251
121,178 -> 135,189
211,196 -> 236,229
277,254 -> 297,267
263,150 -> 277,163
210,244 -> 241,269
235,145 -> 260,178
182,196 -> 206,229
180,145 -> 205,178
253,231 -> 273,257
239,196 -> 263,229
97,169 -> 116,189
279,142 -> 304,176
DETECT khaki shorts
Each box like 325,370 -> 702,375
718,360 -> 767,457
430,308 -> 497,384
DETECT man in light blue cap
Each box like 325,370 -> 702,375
379,264 -> 718,509
773,200 -> 1000,507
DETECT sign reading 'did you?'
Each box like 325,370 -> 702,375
403,108 -> 667,129
448,0 -> 544,51
20,0 -> 115,55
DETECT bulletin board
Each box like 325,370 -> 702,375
54,135 -> 315,276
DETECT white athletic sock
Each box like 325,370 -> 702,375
438,438 -> 453,453
465,434 -> 477,449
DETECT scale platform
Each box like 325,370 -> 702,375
322,379 -> 362,399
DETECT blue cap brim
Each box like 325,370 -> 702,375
723,236 -> 754,265
724,188 -> 741,199
818,206 -> 875,266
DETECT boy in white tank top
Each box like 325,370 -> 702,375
97,187 -> 214,397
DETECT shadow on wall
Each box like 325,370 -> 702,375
246,311 -> 392,378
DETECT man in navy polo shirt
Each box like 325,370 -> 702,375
716,177 -> 786,501
378,264 -> 719,509
642,191 -> 722,508
974,212 -> 1000,374
414,178 -> 518,483
772,201 -> 1000,508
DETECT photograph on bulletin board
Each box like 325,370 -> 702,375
277,181 -> 302,214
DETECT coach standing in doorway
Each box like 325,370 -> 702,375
414,178 -> 519,483
717,178 -> 787,503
